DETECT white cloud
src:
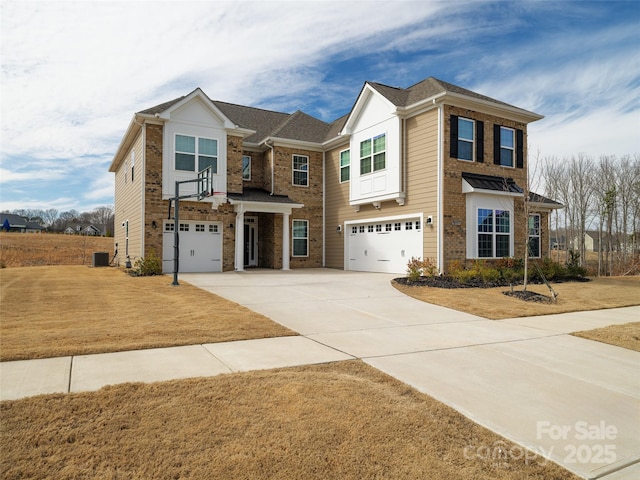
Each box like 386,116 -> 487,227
1,0 -> 638,213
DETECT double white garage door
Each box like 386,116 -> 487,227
347,217 -> 423,274
163,221 -> 222,273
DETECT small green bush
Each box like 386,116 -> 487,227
132,249 -> 162,276
406,257 -> 438,281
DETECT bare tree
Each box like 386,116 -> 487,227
41,209 -> 59,228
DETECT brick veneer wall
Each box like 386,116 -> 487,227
442,105 -> 532,270
143,123 -> 238,272
272,146 -> 323,268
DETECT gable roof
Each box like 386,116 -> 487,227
112,75 -> 543,171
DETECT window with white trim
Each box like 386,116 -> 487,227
340,149 -> 350,182
242,155 -> 251,181
360,134 -> 385,175
499,127 -> 514,167
458,118 -> 474,161
175,134 -> 218,173
292,155 -> 308,186
528,214 -> 541,258
130,151 -> 135,181
292,220 -> 308,256
477,208 -> 511,258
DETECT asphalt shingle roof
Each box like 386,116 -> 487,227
136,76 -> 528,147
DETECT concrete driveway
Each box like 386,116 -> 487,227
182,269 -> 640,480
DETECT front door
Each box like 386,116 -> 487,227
244,217 -> 258,267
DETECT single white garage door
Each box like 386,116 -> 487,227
163,221 -> 222,273
347,217 -> 423,273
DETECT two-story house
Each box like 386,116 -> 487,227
109,77 -> 561,274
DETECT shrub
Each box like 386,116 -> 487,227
406,257 -> 438,281
131,249 -> 162,276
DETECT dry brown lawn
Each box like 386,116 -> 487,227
0,361 -> 577,480
393,276 -> 640,320
0,266 -> 294,361
0,232 -> 113,267
573,321 -> 640,352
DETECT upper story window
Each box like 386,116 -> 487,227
340,149 -> 350,182
360,134 -> 385,175
242,155 -> 251,181
498,127 -> 515,167
175,134 -> 218,173
450,115 -> 484,162
130,151 -> 135,182
458,118 -> 475,161
292,154 -> 308,186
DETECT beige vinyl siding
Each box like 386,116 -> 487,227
405,109 -> 439,261
113,129 -> 145,265
324,142 -> 350,268
325,109 -> 440,270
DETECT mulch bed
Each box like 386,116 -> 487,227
393,275 -> 589,303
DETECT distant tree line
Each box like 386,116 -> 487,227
542,154 -> 639,276
3,206 -> 115,236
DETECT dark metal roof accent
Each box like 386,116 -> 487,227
528,192 -> 564,207
227,188 -> 300,205
461,172 -> 523,194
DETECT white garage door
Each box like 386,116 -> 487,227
347,217 -> 423,274
163,221 -> 222,273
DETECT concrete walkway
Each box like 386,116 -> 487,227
1,269 -> 638,479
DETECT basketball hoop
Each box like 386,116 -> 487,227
210,191 -> 227,208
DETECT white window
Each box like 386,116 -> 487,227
242,155 -> 251,181
360,134 -> 385,175
477,208 -> 511,258
175,134 -> 218,173
340,149 -> 350,182
164,222 -> 174,232
292,155 -> 308,186
209,224 -> 219,233
528,214 -> 541,258
292,220 -> 308,257
130,151 -> 135,181
458,118 -> 474,161
351,226 -> 358,234
195,224 -> 205,232
499,127 -> 515,167
385,223 -> 392,232
179,223 -> 190,232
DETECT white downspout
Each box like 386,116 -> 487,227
265,140 -> 275,195
437,103 -> 444,273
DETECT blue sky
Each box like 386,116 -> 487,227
1,0 -> 639,214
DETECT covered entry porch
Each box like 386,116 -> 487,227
227,189 -> 303,271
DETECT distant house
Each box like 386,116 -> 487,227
64,224 -> 105,236
0,214 -> 43,233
